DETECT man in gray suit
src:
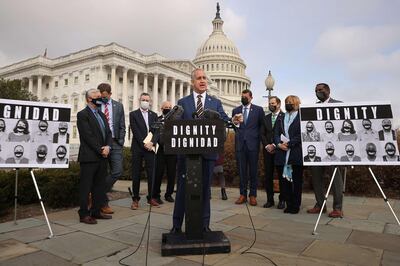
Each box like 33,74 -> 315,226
98,83 -> 126,214
307,83 -> 344,218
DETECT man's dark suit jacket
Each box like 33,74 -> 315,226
77,106 -> 112,163
129,109 -> 158,151
109,99 -> 126,146
304,156 -> 322,162
232,104 -> 265,152
378,130 -> 396,141
261,111 -> 284,147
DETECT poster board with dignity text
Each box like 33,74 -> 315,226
300,102 -> 400,166
0,99 -> 71,168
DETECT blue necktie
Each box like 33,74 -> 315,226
243,107 -> 248,125
94,111 -> 106,140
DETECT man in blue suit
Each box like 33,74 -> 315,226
171,68 -> 230,233
232,89 -> 265,206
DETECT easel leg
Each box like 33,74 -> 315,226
30,170 -> 54,238
368,167 -> 400,226
342,167 -> 347,193
312,167 -> 338,235
13,169 -> 19,225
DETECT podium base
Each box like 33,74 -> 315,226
161,231 -> 231,256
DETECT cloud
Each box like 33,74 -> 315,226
223,8 -> 247,41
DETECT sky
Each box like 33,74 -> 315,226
0,0 -> 399,126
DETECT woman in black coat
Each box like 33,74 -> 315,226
274,95 -> 303,214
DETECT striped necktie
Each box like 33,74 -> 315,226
196,95 -> 204,118
104,103 -> 110,124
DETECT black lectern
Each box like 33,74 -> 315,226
161,119 -> 231,256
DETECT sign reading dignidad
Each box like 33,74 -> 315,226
300,102 -> 400,166
0,99 -> 71,168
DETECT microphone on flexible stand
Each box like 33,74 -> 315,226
164,105 -> 184,121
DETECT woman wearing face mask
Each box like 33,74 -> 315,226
8,119 -> 31,142
321,120 -> 336,141
337,119 -> 357,141
0,119 -> 7,142
273,95 -> 303,214
383,142 -> 400,161
302,121 -> 320,142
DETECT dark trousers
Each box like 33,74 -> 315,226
105,140 -> 124,193
236,144 -> 259,197
311,166 -> 343,210
263,150 -> 283,203
173,156 -> 214,229
276,165 -> 303,211
154,146 -> 177,198
78,160 -> 107,218
131,148 -> 155,200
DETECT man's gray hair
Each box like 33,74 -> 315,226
191,68 -> 206,81
85,88 -> 99,100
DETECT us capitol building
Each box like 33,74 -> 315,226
0,4 -> 251,146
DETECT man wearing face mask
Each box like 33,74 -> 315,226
365,143 -> 377,161
33,120 -> 52,143
304,145 -> 321,162
383,142 -> 400,161
308,83 -> 344,218
77,88 -> 113,224
340,144 -> 361,162
6,145 -> 29,164
359,119 -> 378,141
35,144 -> 48,164
53,122 -> 70,144
129,92 -> 159,210
378,119 -> 396,141
302,121 -> 321,142
98,83 -> 126,215
52,145 -> 69,164
152,101 -> 177,204
260,96 -> 285,209
232,89 -> 265,206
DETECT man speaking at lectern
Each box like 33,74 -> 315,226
171,68 -> 230,233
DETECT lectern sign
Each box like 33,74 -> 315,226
163,119 -> 225,155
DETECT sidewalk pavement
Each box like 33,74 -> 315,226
1,180 -> 400,266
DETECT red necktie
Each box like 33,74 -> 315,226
104,103 -> 110,124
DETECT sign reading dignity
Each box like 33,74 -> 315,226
300,102 -> 400,166
0,99 -> 71,169
163,119 -> 225,155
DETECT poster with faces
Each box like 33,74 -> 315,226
0,99 -> 71,169
300,102 -> 400,166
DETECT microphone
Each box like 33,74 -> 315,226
164,105 -> 184,121
192,112 -> 199,119
203,109 -> 221,119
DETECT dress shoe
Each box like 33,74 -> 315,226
165,195 -> 175,202
91,213 -> 112,219
307,205 -> 327,214
147,198 -> 160,208
101,205 -> 114,214
170,227 -> 182,234
235,195 -> 247,204
277,200 -> 285,209
80,216 -> 97,224
263,201 -> 275,208
221,188 -> 228,200
249,196 -> 257,206
155,198 -> 164,205
283,207 -> 291,213
203,227 -> 212,232
131,200 -> 139,210
328,209 -> 343,218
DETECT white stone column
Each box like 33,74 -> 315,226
179,80 -> 184,99
28,77 -> 33,93
122,68 -> 128,109
152,74 -> 159,112
171,78 -> 176,105
219,79 -> 222,95
133,71 -> 139,110
37,76 -> 42,100
111,65 -> 116,95
231,80 -> 234,95
162,75 -> 168,103
143,74 -> 148,93
224,80 -> 227,94
186,82 -> 191,96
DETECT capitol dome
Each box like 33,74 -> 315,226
193,3 -> 251,104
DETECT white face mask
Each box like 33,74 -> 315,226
140,101 -> 150,110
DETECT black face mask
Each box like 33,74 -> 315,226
326,148 -> 335,155
343,126 -> 351,132
316,91 -> 328,102
383,125 -> 391,131
59,127 -> 68,134
37,151 -> 47,159
268,105 -> 277,113
101,97 -> 109,104
241,97 -> 249,106
162,109 -> 171,116
386,149 -> 396,156
367,150 -> 376,157
39,125 -> 48,131
285,104 -> 294,112
308,151 -> 316,158
91,97 -> 103,108
325,127 -> 333,133
0,125 -> 5,131
15,151 -> 23,158
363,124 -> 371,130
306,126 -> 314,132
17,126 -> 25,132
57,152 -> 66,159
346,150 -> 355,156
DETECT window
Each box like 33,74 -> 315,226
55,81 -> 58,87
74,76 -> 78,84
73,98 -> 78,112
130,80 -> 134,84
64,79 -> 68,86
46,83 -> 49,89
107,74 -> 111,81
85,74 -> 90,81
73,126 -> 77,139
119,77 -> 123,83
